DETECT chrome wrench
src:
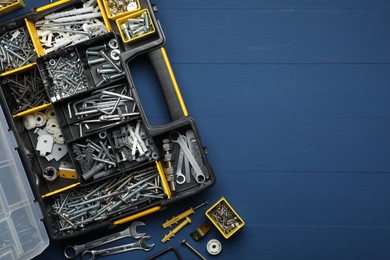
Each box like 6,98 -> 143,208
170,131 -> 205,184
175,148 -> 186,184
81,236 -> 155,259
64,221 -> 145,259
186,130 -> 209,179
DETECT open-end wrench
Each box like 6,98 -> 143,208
184,148 -> 191,183
81,236 -> 155,259
186,130 -> 209,179
175,148 -> 186,184
64,221 -> 145,259
170,131 -> 205,184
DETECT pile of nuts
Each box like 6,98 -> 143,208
106,0 -> 138,17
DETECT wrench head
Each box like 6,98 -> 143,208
139,236 -> 155,251
130,220 -> 146,239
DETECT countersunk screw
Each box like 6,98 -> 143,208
181,239 -> 207,260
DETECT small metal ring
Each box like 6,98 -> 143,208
43,166 -> 58,182
108,39 -> 118,49
110,49 -> 120,61
99,131 -> 107,139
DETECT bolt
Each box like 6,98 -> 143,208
88,57 -> 106,66
181,239 -> 207,260
88,43 -> 107,51
121,23 -> 132,40
99,49 -> 122,72
86,50 -> 100,56
97,68 -> 117,74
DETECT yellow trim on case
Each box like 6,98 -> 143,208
35,0 -> 70,13
160,48 -> 188,117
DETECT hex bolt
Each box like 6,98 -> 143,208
181,239 -> 207,260
121,23 -> 132,40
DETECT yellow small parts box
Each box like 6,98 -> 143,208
0,0 -> 24,16
116,8 -> 155,43
103,0 -> 140,20
206,197 -> 245,239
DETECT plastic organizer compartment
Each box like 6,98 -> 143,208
0,16 -> 37,76
37,46 -> 92,103
9,107 -> 79,195
25,0 -> 110,57
116,8 -> 156,44
53,80 -> 140,142
0,0 -> 25,18
150,120 -> 215,199
0,64 -> 49,116
102,0 -> 140,20
0,104 -> 49,259
41,163 -> 164,239
77,32 -> 126,87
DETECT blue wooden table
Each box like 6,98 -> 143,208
2,1 -> 390,259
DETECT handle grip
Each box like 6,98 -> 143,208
147,48 -> 188,121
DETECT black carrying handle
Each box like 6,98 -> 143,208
147,47 -> 188,121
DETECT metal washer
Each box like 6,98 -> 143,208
207,239 -> 222,255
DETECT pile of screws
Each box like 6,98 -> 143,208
112,120 -> 158,163
106,0 -> 138,17
72,138 -> 116,181
120,10 -> 152,41
208,201 -> 242,235
86,38 -> 125,86
0,0 -> 18,9
44,51 -> 88,101
50,167 -> 164,233
2,67 -> 48,114
35,0 -> 108,54
0,27 -> 37,73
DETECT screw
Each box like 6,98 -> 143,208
181,239 -> 207,260
86,50 -> 100,56
88,57 -> 106,66
96,68 -> 117,74
99,49 -> 122,73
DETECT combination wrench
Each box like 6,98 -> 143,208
64,221 -> 145,259
170,131 -> 205,184
186,130 -> 209,179
81,235 -> 155,259
175,148 -> 186,184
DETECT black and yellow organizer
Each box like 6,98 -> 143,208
0,0 -> 215,240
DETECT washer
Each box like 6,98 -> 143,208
207,239 -> 222,255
